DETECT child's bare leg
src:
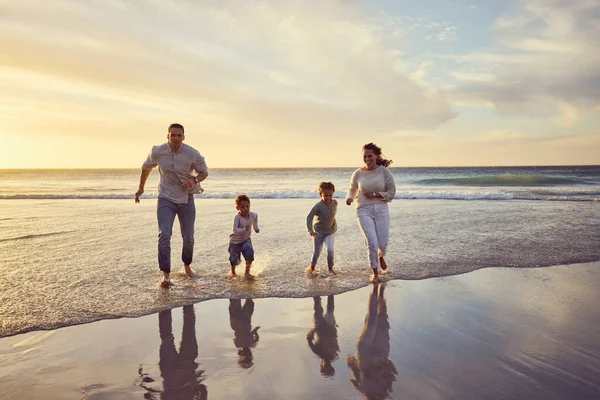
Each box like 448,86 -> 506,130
160,271 -> 171,287
245,260 -> 254,279
183,264 -> 195,278
228,264 -> 237,277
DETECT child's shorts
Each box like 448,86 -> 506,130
228,238 -> 254,266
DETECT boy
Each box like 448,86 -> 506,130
306,182 -> 338,275
229,194 -> 260,278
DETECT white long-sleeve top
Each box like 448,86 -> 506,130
346,166 -> 396,208
229,212 -> 259,244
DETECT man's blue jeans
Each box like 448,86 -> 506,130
157,196 -> 196,273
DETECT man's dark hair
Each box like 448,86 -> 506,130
168,123 -> 185,134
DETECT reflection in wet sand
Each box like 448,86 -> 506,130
307,295 -> 339,377
348,284 -> 397,399
229,299 -> 260,369
138,305 -> 207,399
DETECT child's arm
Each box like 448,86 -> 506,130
306,204 -> 318,236
252,212 -> 260,233
232,214 -> 248,235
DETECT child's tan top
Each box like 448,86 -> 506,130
230,212 -> 259,244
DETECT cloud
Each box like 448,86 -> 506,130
0,0 -> 455,139
449,0 -> 600,125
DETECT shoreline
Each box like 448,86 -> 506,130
1,260 -> 598,339
1,262 -> 599,399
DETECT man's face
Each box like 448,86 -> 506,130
167,127 -> 185,148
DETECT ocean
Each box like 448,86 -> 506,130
1,166 -> 599,337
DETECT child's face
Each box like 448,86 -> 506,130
320,189 -> 334,204
236,200 -> 250,217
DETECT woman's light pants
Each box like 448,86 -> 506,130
357,204 -> 390,268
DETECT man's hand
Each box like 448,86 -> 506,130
346,198 -> 353,206
182,178 -> 196,190
309,231 -> 316,237
135,188 -> 144,203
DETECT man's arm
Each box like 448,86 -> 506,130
135,169 -> 152,203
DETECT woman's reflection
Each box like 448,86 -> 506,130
347,284 -> 397,399
229,298 -> 260,369
138,305 -> 207,399
306,295 -> 339,377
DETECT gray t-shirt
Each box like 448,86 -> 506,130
141,142 -> 208,204
306,200 -> 338,235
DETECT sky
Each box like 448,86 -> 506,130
0,0 -> 599,168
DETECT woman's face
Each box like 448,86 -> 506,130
363,149 -> 378,169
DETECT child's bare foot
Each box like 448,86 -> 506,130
183,264 -> 195,278
328,268 -> 337,275
379,256 -> 387,271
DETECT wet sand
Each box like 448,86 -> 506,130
1,262 -> 599,399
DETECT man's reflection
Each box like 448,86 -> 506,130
139,305 -> 207,399
347,284 -> 397,399
307,295 -> 339,376
229,298 -> 260,369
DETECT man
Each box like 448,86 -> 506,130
135,123 -> 208,287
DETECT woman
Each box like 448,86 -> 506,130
346,143 -> 396,283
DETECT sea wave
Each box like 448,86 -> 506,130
0,231 -> 74,243
0,191 -> 598,201
415,174 -> 592,187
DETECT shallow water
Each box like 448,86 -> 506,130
1,264 -> 599,399
1,198 -> 599,337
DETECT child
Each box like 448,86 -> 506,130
306,182 -> 338,275
229,194 -> 260,278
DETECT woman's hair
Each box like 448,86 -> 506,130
235,194 -> 250,206
363,142 -> 393,167
318,181 -> 335,194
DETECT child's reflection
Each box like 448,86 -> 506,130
307,295 -> 340,376
138,305 -> 207,399
347,284 -> 397,399
229,298 -> 260,369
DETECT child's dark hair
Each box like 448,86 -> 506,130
235,194 -> 250,206
363,142 -> 393,167
318,181 -> 335,194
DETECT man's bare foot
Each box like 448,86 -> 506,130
227,271 -> 237,278
370,274 -> 380,283
183,265 -> 195,278
160,272 -> 171,288
305,265 -> 317,274
379,256 -> 387,271
244,272 -> 255,280
328,268 -> 337,275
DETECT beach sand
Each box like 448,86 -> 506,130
1,262 -> 599,400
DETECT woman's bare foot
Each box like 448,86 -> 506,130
379,256 -> 387,271
183,264 -> 195,278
